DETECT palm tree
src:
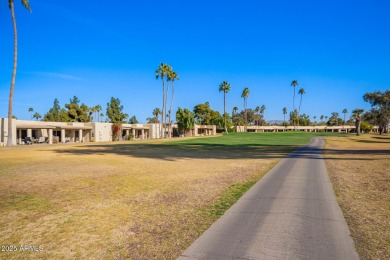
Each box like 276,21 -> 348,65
241,87 -> 250,131
219,81 -> 231,133
7,0 -> 31,146
313,116 -> 317,125
153,107 -> 161,123
95,105 -> 102,122
352,108 -> 364,136
167,70 -> 179,138
28,107 -> 33,120
298,88 -> 305,127
320,115 -> 324,123
155,63 -> 171,138
33,112 -> 41,121
298,88 -> 305,114
291,80 -> 299,129
283,107 -> 287,126
260,105 -> 266,125
342,109 -> 348,125
99,113 -> 104,122
232,106 -> 238,129
254,106 -> 260,126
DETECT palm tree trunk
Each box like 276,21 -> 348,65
293,87 -> 296,130
164,80 -> 169,138
244,99 -> 247,131
223,92 -> 227,133
7,1 -> 17,146
168,80 -> 175,138
298,95 -> 302,128
161,77 -> 165,138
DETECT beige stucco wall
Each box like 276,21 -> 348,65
0,118 -> 17,146
93,123 -> 112,142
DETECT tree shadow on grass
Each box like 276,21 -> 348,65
48,142 -> 390,162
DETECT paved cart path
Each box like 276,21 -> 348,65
178,137 -> 359,260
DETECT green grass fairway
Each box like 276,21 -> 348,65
169,131 -> 342,146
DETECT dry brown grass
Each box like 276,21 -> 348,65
0,137 -> 283,259
324,134 -> 390,260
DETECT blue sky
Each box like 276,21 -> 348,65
0,0 -> 389,123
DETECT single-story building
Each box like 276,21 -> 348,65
0,118 -> 217,146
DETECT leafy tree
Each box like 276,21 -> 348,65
219,81 -> 231,133
299,113 -> 311,126
33,112 -> 41,121
146,117 -> 158,123
289,110 -> 299,126
44,98 -> 67,122
7,0 -> 31,146
106,97 -> 128,124
176,108 -> 195,135
64,96 -> 90,122
193,103 -> 222,127
28,107 -> 33,120
236,109 -> 256,126
327,112 -> 342,126
241,87 -> 250,130
128,115 -> 139,124
363,90 -> 390,134
360,121 -> 374,133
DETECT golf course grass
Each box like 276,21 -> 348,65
0,132 -> 345,259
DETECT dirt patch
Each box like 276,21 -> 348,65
324,134 -> 390,260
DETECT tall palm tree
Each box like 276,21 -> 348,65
342,108 -> 348,125
219,81 -> 231,133
313,116 -> 317,125
241,87 -> 250,131
7,0 -> 31,146
283,107 -> 287,126
298,88 -> 305,127
28,107 -> 33,120
291,80 -> 299,129
155,63 -> 171,138
167,70 -> 179,138
320,115 -> 324,122
298,88 -> 305,114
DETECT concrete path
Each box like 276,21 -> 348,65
178,137 -> 359,260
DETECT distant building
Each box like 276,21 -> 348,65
0,118 -> 216,146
